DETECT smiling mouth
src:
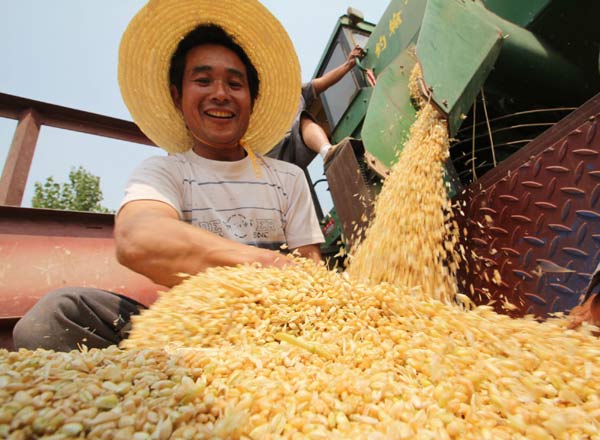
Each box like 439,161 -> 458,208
205,110 -> 235,119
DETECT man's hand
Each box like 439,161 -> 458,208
347,45 -> 365,67
313,45 -> 366,95
567,293 -> 600,333
207,245 -> 293,270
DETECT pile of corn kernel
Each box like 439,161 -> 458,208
2,68 -> 600,438
123,260 -> 600,439
3,259 -> 599,438
0,347 -> 212,439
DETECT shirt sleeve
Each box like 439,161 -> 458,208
118,156 -> 184,218
283,168 -> 325,249
301,82 -> 318,109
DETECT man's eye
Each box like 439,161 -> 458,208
230,81 -> 243,89
195,78 -> 210,84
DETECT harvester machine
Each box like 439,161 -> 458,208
315,0 -> 600,318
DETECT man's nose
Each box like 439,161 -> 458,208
211,80 -> 229,101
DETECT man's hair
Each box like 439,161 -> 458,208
169,24 -> 260,102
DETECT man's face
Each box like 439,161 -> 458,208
173,44 -> 252,159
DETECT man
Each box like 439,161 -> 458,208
568,262 -> 600,332
13,0 -> 324,351
268,45 -> 365,169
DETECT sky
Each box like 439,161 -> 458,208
0,1 -> 387,213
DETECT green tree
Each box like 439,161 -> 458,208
32,166 -> 112,213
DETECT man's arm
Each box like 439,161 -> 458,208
312,45 -> 364,96
292,244 -> 322,263
115,200 -> 290,287
567,293 -> 600,331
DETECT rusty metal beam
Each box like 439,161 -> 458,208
0,92 -> 158,207
0,92 -> 156,147
0,109 -> 40,205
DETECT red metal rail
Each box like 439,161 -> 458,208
0,92 -> 157,206
0,93 -> 163,350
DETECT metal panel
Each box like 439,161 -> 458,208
0,206 -> 163,349
362,0 -> 426,75
331,88 -> 372,144
418,0 -> 503,135
418,0 -> 590,136
456,93 -> 600,318
361,47 -> 418,169
324,139 -> 375,251
482,0 -> 550,27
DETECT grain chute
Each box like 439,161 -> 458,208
316,0 -> 600,317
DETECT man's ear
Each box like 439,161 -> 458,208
170,85 -> 182,111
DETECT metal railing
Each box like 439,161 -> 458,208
0,92 -> 157,206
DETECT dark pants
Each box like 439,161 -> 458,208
13,287 -> 145,352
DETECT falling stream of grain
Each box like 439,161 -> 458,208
347,69 -> 459,303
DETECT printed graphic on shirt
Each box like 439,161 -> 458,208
197,214 -> 278,241
227,213 -> 251,239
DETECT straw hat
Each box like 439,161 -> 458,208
118,0 -> 301,154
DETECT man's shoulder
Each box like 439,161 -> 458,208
137,152 -> 188,167
260,155 -> 304,176
301,81 -> 317,104
129,152 -> 191,181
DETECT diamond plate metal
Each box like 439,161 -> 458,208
455,94 -> 600,318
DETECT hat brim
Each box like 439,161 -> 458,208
118,0 -> 301,155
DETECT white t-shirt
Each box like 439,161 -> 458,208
120,149 -> 324,250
